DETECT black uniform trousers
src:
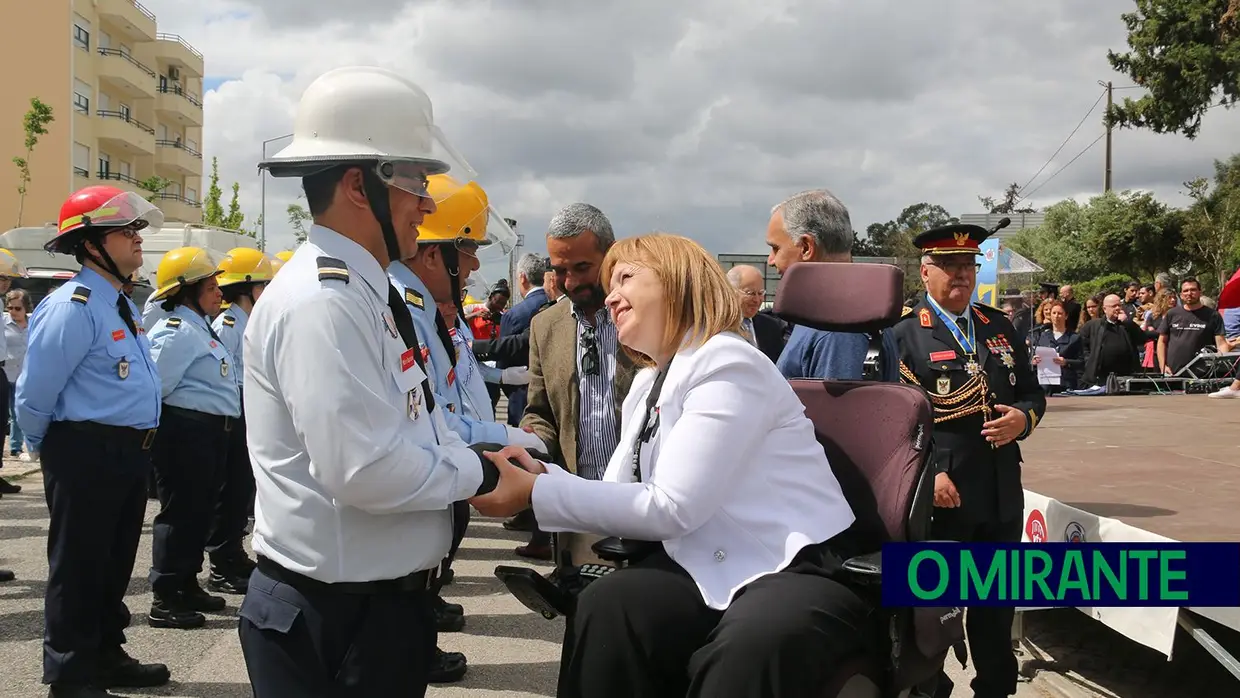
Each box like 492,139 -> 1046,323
204,409 -> 254,568
41,421 -> 152,684
238,564 -> 438,697
557,542 -> 875,698
932,511 -> 1023,698
149,406 -> 230,597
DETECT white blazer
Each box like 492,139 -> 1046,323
530,331 -> 856,610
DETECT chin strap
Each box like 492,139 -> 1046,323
360,168 -> 402,265
81,231 -> 132,286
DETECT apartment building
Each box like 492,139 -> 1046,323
0,0 -> 205,229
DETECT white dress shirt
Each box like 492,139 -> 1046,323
243,225 -> 483,583
531,331 -> 855,610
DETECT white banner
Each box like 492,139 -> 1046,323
1021,489 -> 1179,658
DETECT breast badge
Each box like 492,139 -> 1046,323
117,359 -> 130,380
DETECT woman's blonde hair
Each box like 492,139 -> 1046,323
1150,288 -> 1176,320
600,233 -> 742,367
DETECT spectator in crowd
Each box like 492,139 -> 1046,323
1139,289 -> 1177,368
1004,292 -> 1033,339
1030,300 -> 1083,393
1121,281 -> 1142,319
4,289 -> 32,462
1158,278 -> 1230,376
1138,283 -> 1155,305
1058,284 -> 1082,333
1081,294 -> 1102,327
1208,271 -> 1240,398
544,269 -> 564,302
1154,272 -> 1172,295
1078,294 -> 1151,386
725,265 -> 787,364
498,254 -> 553,426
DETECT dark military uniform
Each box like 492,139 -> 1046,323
891,224 -> 1047,698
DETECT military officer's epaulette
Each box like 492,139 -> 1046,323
405,287 -> 424,309
166,317 -> 183,328
70,285 -> 92,304
316,256 -> 350,284
221,315 -> 236,327
900,306 -> 914,319
970,301 -> 1008,325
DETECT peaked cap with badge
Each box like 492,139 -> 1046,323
913,223 -> 991,257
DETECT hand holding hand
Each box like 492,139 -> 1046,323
495,445 -> 547,474
469,451 -> 539,518
981,404 -> 1027,447
934,472 -> 961,508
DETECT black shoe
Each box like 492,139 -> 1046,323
96,649 -> 171,688
0,477 -> 20,494
0,569 -> 14,582
428,648 -> 467,683
47,685 -> 120,698
502,510 -> 535,532
439,567 -> 454,586
181,580 -> 227,612
207,570 -> 249,595
147,595 -> 206,630
433,596 -> 465,633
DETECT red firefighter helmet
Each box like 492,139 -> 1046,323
46,185 -> 164,254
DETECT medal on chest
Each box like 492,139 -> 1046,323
220,358 -> 230,378
986,336 -> 1016,369
964,358 -> 981,377
407,387 -> 421,419
117,359 -> 130,380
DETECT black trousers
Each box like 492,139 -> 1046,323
204,411 -> 254,568
148,407 -> 230,598
932,513 -> 1023,698
238,567 -> 437,697
41,421 -> 151,684
558,544 -> 874,698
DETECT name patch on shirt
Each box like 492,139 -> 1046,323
401,348 -> 416,372
929,350 -> 956,362
111,329 -> 126,342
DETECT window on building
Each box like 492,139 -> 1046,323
73,143 -> 91,178
186,187 -> 198,203
73,79 -> 92,115
73,15 -> 90,51
98,153 -> 111,178
118,161 -> 132,180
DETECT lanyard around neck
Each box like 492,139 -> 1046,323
925,295 -> 976,355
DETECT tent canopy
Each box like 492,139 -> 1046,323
996,245 -> 1043,275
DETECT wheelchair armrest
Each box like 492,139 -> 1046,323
842,551 -> 882,584
591,536 -> 635,563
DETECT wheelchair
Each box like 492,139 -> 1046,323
496,262 -> 957,698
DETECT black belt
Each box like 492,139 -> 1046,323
162,404 -> 233,432
52,420 -> 157,450
256,556 -> 436,595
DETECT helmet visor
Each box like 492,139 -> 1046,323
377,126 -> 478,203
0,250 -> 27,278
453,206 -> 518,264
61,191 -> 164,235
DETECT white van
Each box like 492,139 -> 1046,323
0,223 -> 259,308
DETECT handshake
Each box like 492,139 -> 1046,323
467,442 -> 554,518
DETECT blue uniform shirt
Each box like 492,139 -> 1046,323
388,264 -> 508,445
450,318 -> 502,423
212,303 -> 248,387
148,305 -> 242,418
16,267 -> 161,450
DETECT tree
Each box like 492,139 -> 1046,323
1180,153 -> 1240,289
137,176 -> 172,203
1005,199 -> 1107,283
978,183 -> 1036,214
223,182 -> 247,232
11,97 -> 55,227
288,201 -> 311,244
858,203 -> 957,259
1106,0 -> 1240,139
202,156 -> 225,227
1082,189 -> 1183,280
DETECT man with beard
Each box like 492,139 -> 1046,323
514,203 -> 637,560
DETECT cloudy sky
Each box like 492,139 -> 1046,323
145,0 -> 1240,284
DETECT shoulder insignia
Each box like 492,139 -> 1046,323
405,287 -> 424,309
70,285 -> 92,304
901,306 -> 914,318
166,317 -> 183,328
316,256 -> 350,284
919,307 -> 933,328
222,315 -> 236,327
971,304 -> 991,325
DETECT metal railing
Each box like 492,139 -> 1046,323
157,83 -> 202,108
152,192 -> 202,207
96,110 -> 156,135
155,139 -> 202,157
155,33 -> 203,61
97,47 -> 157,78
74,167 -> 89,178
130,0 -> 156,23
97,171 -> 143,186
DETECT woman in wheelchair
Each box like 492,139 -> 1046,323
471,233 -> 875,698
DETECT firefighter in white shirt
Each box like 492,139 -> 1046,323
237,65 -> 506,697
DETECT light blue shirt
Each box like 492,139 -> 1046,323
16,267 -> 161,450
450,317 -> 501,422
142,294 -> 170,332
148,305 -> 242,418
388,264 -> 508,445
212,303 -> 248,388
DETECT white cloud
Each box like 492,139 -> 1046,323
144,0 -> 1240,281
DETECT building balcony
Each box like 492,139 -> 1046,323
155,139 -> 203,177
95,110 -> 156,156
73,167 -> 92,193
96,48 -> 157,100
155,33 -> 204,77
155,84 -> 203,127
95,171 -> 147,197
151,193 -> 202,223
97,0 -> 157,43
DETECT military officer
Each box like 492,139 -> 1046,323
890,223 -> 1046,698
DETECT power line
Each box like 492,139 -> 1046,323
1017,132 -> 1107,204
1017,87 -> 1107,196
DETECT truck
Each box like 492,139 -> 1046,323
0,223 -> 260,308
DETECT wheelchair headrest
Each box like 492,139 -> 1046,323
772,262 -> 906,334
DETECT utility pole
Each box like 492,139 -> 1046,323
1103,80 -> 1114,192
505,218 -> 522,304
